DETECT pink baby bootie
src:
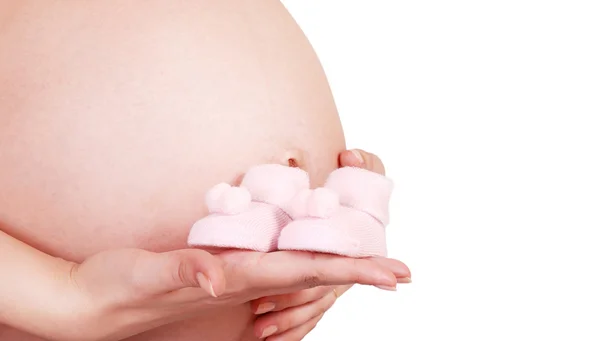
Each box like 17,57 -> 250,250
277,167 -> 394,258
188,164 -> 309,252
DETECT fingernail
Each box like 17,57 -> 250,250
197,273 -> 217,298
351,150 -> 364,164
397,277 -> 412,284
261,326 -> 278,338
375,285 -> 397,291
255,302 -> 276,315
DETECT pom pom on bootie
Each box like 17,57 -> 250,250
188,164 -> 309,252
278,167 -> 393,258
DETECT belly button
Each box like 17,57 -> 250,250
282,148 -> 308,170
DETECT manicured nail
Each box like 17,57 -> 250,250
375,285 -> 397,291
196,273 -> 217,298
255,302 -> 276,314
261,326 -> 278,338
397,277 -> 412,284
351,150 -> 364,164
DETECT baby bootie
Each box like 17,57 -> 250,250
188,164 -> 309,252
277,167 -> 393,258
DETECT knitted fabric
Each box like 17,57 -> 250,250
278,167 -> 394,258
188,164 -> 309,252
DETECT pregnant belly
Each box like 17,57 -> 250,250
0,1 -> 345,340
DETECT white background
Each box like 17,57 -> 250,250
282,1 -> 600,340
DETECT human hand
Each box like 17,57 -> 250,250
65,240 -> 404,341
249,149 -> 411,340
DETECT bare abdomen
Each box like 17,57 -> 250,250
0,1 -> 344,340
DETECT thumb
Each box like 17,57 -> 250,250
132,249 -> 226,297
338,149 -> 386,175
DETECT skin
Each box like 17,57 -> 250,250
0,150 -> 411,341
250,150 -> 413,341
0,1 -> 411,340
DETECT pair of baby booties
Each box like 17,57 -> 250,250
187,164 -> 393,258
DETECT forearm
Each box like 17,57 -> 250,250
0,230 -> 83,340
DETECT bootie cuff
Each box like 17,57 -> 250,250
325,167 -> 394,225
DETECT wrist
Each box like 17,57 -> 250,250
0,231 -> 94,340
31,258 -> 101,341
52,260 -> 102,341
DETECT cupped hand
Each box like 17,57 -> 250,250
67,237 -> 405,341
250,149 -> 411,341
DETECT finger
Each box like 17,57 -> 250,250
369,257 -> 412,281
251,286 -> 333,314
332,284 -> 352,299
255,291 -> 336,339
265,313 -> 324,341
236,251 -> 398,296
339,149 -> 386,175
133,249 -> 226,297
